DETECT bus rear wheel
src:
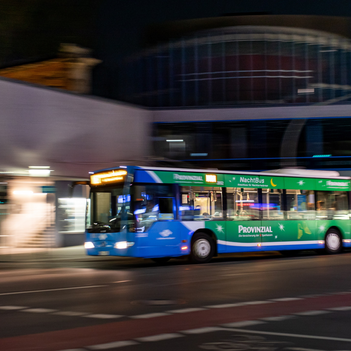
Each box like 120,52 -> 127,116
325,229 -> 342,254
191,233 -> 214,263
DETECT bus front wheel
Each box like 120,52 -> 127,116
325,229 -> 342,254
191,233 -> 214,263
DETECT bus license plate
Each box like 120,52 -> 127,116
99,251 -> 109,256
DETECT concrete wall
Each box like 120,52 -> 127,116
0,78 -> 152,178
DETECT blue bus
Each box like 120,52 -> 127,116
85,166 -> 351,263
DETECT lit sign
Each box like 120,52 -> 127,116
206,174 -> 217,183
90,170 -> 127,185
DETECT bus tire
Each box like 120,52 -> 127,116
325,229 -> 342,254
151,257 -> 171,264
191,233 -> 214,263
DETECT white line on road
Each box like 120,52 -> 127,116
261,315 -> 296,322
271,297 -> 303,302
21,308 -> 57,313
88,340 -> 138,350
222,320 -> 266,328
131,312 -> 170,319
167,308 -> 207,313
223,327 -> 351,343
112,280 -> 131,284
53,311 -> 88,317
0,305 -> 27,310
84,314 -> 123,319
136,333 -> 183,342
0,285 -> 107,296
328,306 -> 351,311
286,348 -> 325,351
295,310 -> 330,316
182,327 -> 225,334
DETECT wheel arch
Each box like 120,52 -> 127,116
192,229 -> 218,256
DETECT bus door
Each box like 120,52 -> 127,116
226,188 -> 261,252
134,185 -> 180,256
179,186 -> 226,251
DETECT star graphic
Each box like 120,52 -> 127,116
278,223 -> 285,231
319,225 -> 325,232
216,224 -> 224,233
298,180 -> 304,186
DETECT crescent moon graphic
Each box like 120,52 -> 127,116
270,178 -> 277,187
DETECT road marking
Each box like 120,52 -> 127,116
21,308 -> 57,313
295,310 -> 330,316
136,333 -> 183,342
182,327 -> 224,334
244,300 -> 273,305
53,311 -> 88,316
286,348 -> 325,351
224,327 -> 351,343
205,302 -> 248,309
222,320 -> 266,328
112,280 -> 131,284
261,315 -> 295,322
131,312 -> 170,319
88,340 -> 138,350
167,307 -> 207,313
0,305 -> 27,310
0,285 -> 106,296
84,314 -> 123,319
60,349 -> 85,351
271,297 -> 303,302
328,306 -> 351,311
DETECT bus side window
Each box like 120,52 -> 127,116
179,186 -> 223,221
227,187 -> 260,221
261,189 -> 284,220
286,190 -> 315,220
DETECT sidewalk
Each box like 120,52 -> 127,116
0,245 -> 89,264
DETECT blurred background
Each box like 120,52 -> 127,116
2,0 -> 351,252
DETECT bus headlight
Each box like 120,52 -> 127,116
115,241 -> 134,249
84,241 -> 95,249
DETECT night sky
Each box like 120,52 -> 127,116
96,0 -> 351,60
92,0 -> 351,98
1,0 -> 351,99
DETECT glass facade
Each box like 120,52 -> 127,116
124,26 -> 351,107
153,117 -> 351,171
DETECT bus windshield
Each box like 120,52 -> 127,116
87,184 -> 133,233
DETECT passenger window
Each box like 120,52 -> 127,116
286,190 -> 315,220
227,187 -> 260,220
261,189 -> 284,220
316,191 -> 349,220
180,186 -> 223,220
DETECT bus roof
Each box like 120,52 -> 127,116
134,166 -> 350,180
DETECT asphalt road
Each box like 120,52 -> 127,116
1,250 -> 351,350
